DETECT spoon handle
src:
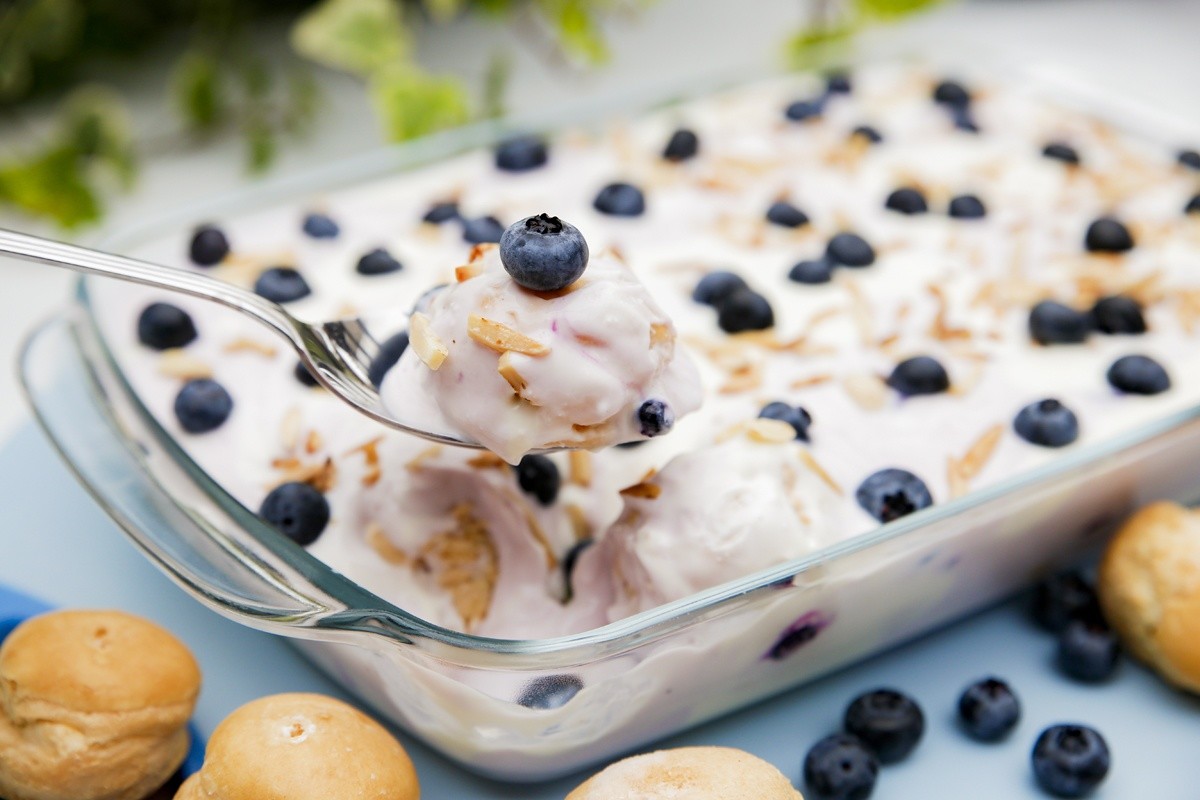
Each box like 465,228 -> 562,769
0,227 -> 301,346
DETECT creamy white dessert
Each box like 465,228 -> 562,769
91,61 -> 1200,646
384,234 -> 702,463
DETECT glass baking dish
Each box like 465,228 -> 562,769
19,56 -> 1200,781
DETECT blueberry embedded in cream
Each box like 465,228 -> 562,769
1014,399 -> 1079,447
384,219 -> 700,462
1084,216 -> 1135,253
188,224 -> 229,267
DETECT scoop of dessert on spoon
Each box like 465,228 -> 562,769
0,215 -> 700,459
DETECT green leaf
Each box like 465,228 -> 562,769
537,0 -> 610,64
171,51 -> 226,133
59,86 -> 136,188
0,146 -> 100,228
291,0 -> 409,76
243,117 -> 277,173
19,0 -> 84,59
784,21 -> 856,70
481,50 -> 511,119
283,67 -> 320,136
422,0 -> 464,22
369,65 -> 468,142
855,0 -> 946,20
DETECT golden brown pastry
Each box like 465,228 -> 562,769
175,693 -> 419,800
0,609 -> 201,800
566,746 -> 802,799
1098,501 -> 1200,694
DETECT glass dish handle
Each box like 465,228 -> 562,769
18,314 -> 349,633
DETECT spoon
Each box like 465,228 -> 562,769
0,227 -> 482,449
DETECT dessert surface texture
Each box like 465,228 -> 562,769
93,61 -> 1200,639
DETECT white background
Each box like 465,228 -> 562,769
1,0 -> 1197,438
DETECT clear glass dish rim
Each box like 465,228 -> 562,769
73,53 -> 1200,659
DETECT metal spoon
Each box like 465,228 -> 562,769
0,227 -> 481,449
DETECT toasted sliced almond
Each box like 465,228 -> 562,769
467,452 -> 508,470
620,482 -> 662,500
746,418 -> 797,444
410,312 -> 448,370
468,315 -> 549,356
366,523 -> 409,565
468,243 -> 496,263
497,351 -> 527,394
843,373 -> 888,411
799,449 -> 843,495
454,264 -> 482,282
569,451 -> 593,487
719,362 -> 763,394
650,323 -> 673,347
790,373 -> 833,389
304,429 -> 323,455
158,350 -> 212,380
566,503 -> 591,542
223,338 -> 278,357
344,436 -> 383,466
273,457 -> 337,493
958,424 -> 1004,482
405,444 -> 443,472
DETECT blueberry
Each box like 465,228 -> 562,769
254,267 -> 312,303
593,182 -> 646,217
1031,724 -> 1111,798
562,538 -> 594,602
1178,149 -> 1200,170
788,257 -> 835,285
462,215 -> 505,244
952,106 -> 980,133
1058,619 -> 1120,682
851,125 -> 883,144
1031,570 -> 1102,633
354,247 -> 403,276
1186,194 -> 1200,215
958,677 -> 1021,742
189,225 -> 230,266
1106,354 -> 1170,395
137,303 -> 197,350
803,733 -> 879,800
856,468 -> 933,523
933,79 -> 971,108
259,481 -> 330,546
495,135 -> 548,171
422,201 -> 459,224
367,331 -> 409,389
636,399 -> 674,438
886,356 -> 950,396
1014,399 -> 1079,448
885,187 -> 928,215
499,213 -> 589,292
692,271 -> 747,306
517,674 -> 583,710
844,688 -> 925,764
515,454 -> 560,505
662,128 -> 699,162
1084,217 -> 1134,253
1029,300 -> 1091,345
715,288 -> 774,333
1043,142 -> 1081,165
766,200 -> 810,228
1090,295 -> 1145,334
302,212 -> 339,239
825,233 -> 875,267
948,194 -> 987,219
765,611 -> 831,660
785,98 -> 825,122
174,378 -> 233,434
758,401 -> 812,440
826,73 -> 852,94
294,360 -> 320,388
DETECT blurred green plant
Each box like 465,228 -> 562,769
785,0 -> 947,67
0,0 -> 942,228
0,0 -> 641,227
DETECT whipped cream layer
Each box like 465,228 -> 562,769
91,61 -> 1200,639
385,244 -> 701,463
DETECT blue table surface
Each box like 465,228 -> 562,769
1,421 -> 1197,798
